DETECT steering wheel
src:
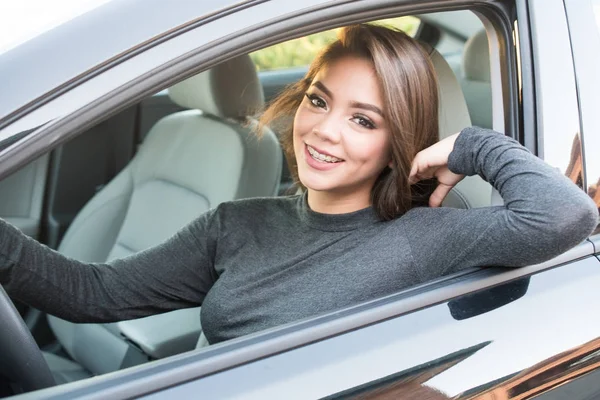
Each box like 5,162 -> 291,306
0,284 -> 55,394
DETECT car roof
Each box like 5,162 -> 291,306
0,0 -> 238,125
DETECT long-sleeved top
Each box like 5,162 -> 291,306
1,127 -> 598,344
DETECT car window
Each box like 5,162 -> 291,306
250,16 -> 421,71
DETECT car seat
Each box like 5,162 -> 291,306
422,42 -> 493,209
44,54 -> 282,383
460,29 -> 492,129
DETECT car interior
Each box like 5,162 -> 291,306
0,10 -> 498,387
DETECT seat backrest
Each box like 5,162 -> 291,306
47,55 -> 282,375
460,29 -> 493,129
426,44 -> 493,209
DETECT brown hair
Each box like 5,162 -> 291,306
258,24 -> 439,220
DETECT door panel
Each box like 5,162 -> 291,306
0,155 -> 48,239
137,256 -> 600,399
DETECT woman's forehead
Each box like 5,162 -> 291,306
311,56 -> 383,104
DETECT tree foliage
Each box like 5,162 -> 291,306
250,17 -> 420,71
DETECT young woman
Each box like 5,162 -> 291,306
0,24 -> 597,345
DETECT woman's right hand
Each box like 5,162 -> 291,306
408,133 -> 465,208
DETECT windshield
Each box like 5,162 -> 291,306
0,0 -> 113,54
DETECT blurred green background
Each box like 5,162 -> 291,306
250,17 -> 420,71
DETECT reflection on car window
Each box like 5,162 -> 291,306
250,16 -> 420,71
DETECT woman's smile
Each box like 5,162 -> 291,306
304,143 -> 345,171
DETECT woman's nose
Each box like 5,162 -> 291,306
312,113 -> 341,143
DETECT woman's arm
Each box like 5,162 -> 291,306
0,210 -> 219,323
405,127 -> 599,281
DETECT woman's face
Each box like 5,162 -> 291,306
293,56 -> 392,204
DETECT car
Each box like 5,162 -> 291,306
0,0 -> 599,398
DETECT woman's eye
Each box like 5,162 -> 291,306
305,93 -> 327,109
351,115 -> 376,129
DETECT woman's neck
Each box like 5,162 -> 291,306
306,188 -> 372,214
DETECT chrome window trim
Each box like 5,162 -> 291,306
515,0 -> 537,153
528,0 -> 581,178
564,0 -> 600,238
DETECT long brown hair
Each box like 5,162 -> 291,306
257,24 -> 439,220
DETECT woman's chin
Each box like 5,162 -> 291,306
298,175 -> 337,193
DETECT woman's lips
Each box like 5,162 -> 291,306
304,143 -> 344,171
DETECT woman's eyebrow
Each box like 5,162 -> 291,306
312,80 -> 384,117
312,81 -> 333,97
350,101 -> 383,117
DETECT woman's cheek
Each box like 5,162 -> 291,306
352,134 -> 390,165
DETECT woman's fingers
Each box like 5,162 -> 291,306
409,133 -> 461,185
429,168 -> 466,207
429,182 -> 454,208
410,163 -> 465,207
409,153 -> 433,184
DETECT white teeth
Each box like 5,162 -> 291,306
307,145 -> 342,163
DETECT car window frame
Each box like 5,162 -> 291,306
564,0 -> 600,242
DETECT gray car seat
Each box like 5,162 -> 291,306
426,44 -> 493,209
44,55 -> 282,384
460,29 -> 492,129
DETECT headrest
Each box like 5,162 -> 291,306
420,43 -> 472,139
168,54 -> 264,118
462,30 -> 490,82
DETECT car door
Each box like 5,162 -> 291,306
132,0 -> 600,398
0,156 -> 48,239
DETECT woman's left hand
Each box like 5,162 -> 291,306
409,133 -> 465,208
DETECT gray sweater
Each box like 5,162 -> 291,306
0,127 -> 598,344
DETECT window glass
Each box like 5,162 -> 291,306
250,16 -> 420,71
